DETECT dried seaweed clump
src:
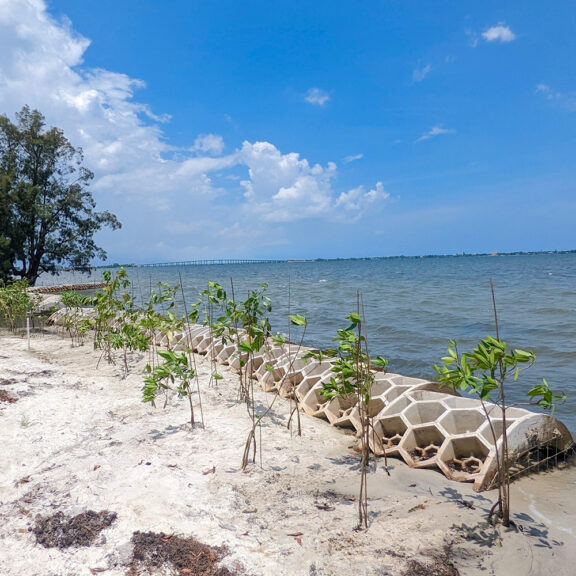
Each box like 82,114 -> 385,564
33,510 -> 117,548
128,531 -> 239,576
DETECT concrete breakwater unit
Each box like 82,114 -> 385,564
46,304 -> 574,491
29,282 -> 107,294
158,323 -> 574,492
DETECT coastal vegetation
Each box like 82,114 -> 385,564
0,279 -> 35,331
0,106 -> 120,286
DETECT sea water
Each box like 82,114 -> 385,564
40,253 -> 576,434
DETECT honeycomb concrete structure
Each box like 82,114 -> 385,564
167,324 -> 574,491
48,311 -> 575,491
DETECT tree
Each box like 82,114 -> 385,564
0,106 -> 121,285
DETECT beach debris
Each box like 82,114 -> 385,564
33,509 -> 117,548
127,531 -> 238,576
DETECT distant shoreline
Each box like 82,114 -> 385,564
90,248 -> 576,270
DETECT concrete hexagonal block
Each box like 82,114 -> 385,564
384,385 -> 413,403
215,343 -> 236,364
275,355 -> 316,397
371,372 -> 392,396
324,395 -> 358,426
369,415 -> 408,456
399,424 -> 446,468
401,401 -> 447,426
438,408 -> 486,436
437,435 -> 492,482
387,375 -> 430,388
477,418 -> 516,444
294,363 -> 335,403
380,395 -> 413,417
442,396 -> 482,409
300,384 -> 330,419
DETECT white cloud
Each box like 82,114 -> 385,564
416,125 -> 456,142
305,87 -> 330,106
335,182 -> 390,222
238,141 -> 336,221
343,153 -> 363,164
192,133 -> 225,156
482,23 -> 516,43
412,64 -> 431,83
0,0 -> 387,259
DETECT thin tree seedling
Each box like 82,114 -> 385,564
308,294 -> 388,529
241,313 -> 309,470
434,281 -> 566,527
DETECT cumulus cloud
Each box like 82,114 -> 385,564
237,141 -> 336,221
412,64 -> 431,83
304,87 -> 330,106
482,23 -> 516,43
0,0 -> 386,259
335,182 -> 389,222
416,125 -> 456,142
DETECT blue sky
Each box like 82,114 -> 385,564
0,1 -> 574,263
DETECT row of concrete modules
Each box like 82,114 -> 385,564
46,305 -> 574,491
156,323 -> 574,492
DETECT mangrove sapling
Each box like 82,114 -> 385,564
59,291 -> 92,346
146,282 -> 183,351
137,281 -> 178,367
143,349 -> 198,428
0,279 -> 34,331
314,304 -> 388,529
434,286 -> 565,527
178,272 -> 204,428
193,281 -> 229,386
90,268 -> 149,374
240,314 -> 309,470
237,285 -> 273,468
281,314 -> 308,436
90,268 -> 126,362
225,281 -> 272,406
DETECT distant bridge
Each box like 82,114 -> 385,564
138,259 -> 288,268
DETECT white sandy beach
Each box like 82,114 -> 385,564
1,329 -> 575,576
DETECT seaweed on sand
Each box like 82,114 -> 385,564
33,509 -> 117,548
127,531 -> 242,576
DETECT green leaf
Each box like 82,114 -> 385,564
372,356 -> 388,370
289,314 -> 307,326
